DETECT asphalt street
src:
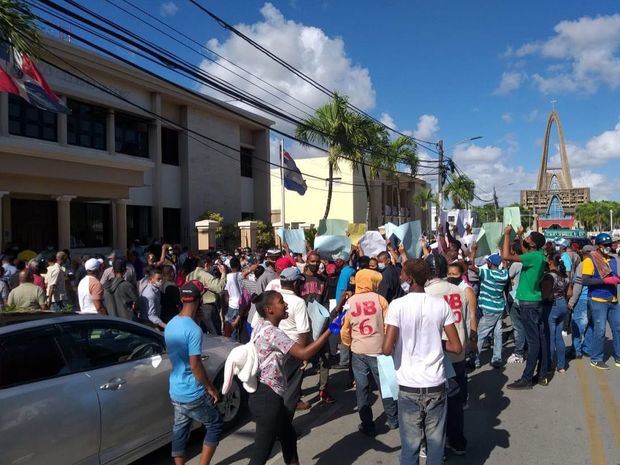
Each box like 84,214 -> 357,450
135,326 -> 620,465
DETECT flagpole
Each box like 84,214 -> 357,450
280,139 -> 286,228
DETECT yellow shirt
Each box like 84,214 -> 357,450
581,257 -> 618,303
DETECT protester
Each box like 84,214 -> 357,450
224,257 -> 243,338
139,267 -> 166,330
382,259 -> 462,465
161,265 -> 182,323
100,249 -> 137,287
568,245 -> 595,358
6,270 -> 47,310
187,254 -> 227,335
46,252 -> 68,312
377,250 -> 404,303
502,226 -> 549,389
581,233 -> 620,369
0,267 -> 8,310
1,254 -> 17,283
77,258 -> 107,315
248,290 -> 335,465
541,254 -> 571,373
506,241 -> 526,364
341,268 -> 398,435
103,258 -> 138,320
165,280 -> 222,465
27,259 -> 46,291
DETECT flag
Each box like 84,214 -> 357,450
282,150 -> 307,195
0,43 -> 69,113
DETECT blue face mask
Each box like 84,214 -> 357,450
378,263 -> 386,270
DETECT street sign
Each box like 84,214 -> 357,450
543,228 -> 586,240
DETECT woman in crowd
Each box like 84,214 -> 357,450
249,290 -> 335,465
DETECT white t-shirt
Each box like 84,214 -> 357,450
385,292 -> 455,388
278,289 -> 311,344
225,272 -> 242,309
264,278 -> 281,292
78,275 -> 103,314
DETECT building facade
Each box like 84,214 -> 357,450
520,110 -> 590,229
270,156 -> 432,232
0,37 -> 272,254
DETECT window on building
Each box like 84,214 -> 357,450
240,147 -> 253,178
70,202 -> 111,248
67,99 -> 107,150
241,212 -> 255,221
8,94 -> 57,141
161,127 -> 179,166
127,205 -> 152,245
115,112 -> 149,157
163,208 -> 181,244
0,326 -> 69,388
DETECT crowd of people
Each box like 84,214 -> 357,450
1,224 -> 619,465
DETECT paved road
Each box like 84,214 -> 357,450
135,328 -> 620,465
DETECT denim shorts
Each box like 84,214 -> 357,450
171,394 -> 222,456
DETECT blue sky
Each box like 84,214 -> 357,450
44,0 -> 620,204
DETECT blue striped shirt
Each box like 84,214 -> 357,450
478,268 -> 509,313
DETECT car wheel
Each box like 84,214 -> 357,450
215,375 -> 246,429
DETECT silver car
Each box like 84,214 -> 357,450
0,313 -> 246,465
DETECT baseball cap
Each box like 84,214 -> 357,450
528,231 -> 547,249
280,266 -> 305,282
180,280 -> 206,303
555,238 -> 570,248
275,256 -> 296,272
582,245 -> 596,253
486,253 -> 502,267
85,258 -> 103,271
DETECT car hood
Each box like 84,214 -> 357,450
201,335 -> 241,378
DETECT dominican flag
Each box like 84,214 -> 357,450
0,42 -> 69,113
282,151 -> 307,195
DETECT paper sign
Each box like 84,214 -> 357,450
456,210 -> 473,237
277,228 -> 306,254
395,220 -> 422,259
503,206 -> 521,231
318,219 -> 348,236
383,222 -> 399,245
439,210 -> 448,228
307,301 -> 330,340
314,235 -> 352,260
358,231 -> 386,258
475,222 -> 503,258
377,355 -> 399,400
347,223 -> 367,244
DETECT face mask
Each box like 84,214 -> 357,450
319,263 -> 325,274
307,264 -> 319,274
400,282 -> 410,293
447,277 -> 462,286
603,247 -> 613,255
153,281 -> 162,289
378,263 -> 386,271
522,241 -> 531,250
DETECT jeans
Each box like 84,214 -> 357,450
171,394 -> 222,457
589,300 -> 620,363
201,303 -> 222,335
282,355 -> 304,421
351,353 -> 398,428
50,301 -> 67,312
519,301 -> 549,383
398,386 -> 447,465
446,361 -> 467,451
548,298 -> 568,370
571,299 -> 591,356
509,300 -> 526,356
476,311 -> 503,364
318,342 -> 330,391
249,383 -> 298,465
339,344 -> 351,365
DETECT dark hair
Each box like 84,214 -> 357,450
229,257 -> 241,270
162,265 -> 175,280
254,265 -> 265,279
551,253 -> 567,277
377,251 -> 390,262
357,256 -> 370,270
253,290 -> 281,317
148,267 -> 163,277
403,259 -> 431,287
529,232 -> 546,250
511,239 -> 523,255
448,261 -> 465,275
425,251 -> 448,279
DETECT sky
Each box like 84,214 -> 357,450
46,0 -> 620,205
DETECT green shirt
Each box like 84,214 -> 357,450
516,250 -> 546,302
186,268 -> 226,305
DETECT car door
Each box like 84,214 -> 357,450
61,320 -> 172,465
0,325 -> 100,465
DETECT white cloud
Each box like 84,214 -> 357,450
501,112 -> 513,124
526,109 -> 539,122
571,170 -> 620,200
412,114 -> 440,142
554,122 -> 620,168
199,2 -> 376,136
515,14 -> 620,94
159,1 -> 178,17
379,112 -> 396,130
494,71 -> 524,95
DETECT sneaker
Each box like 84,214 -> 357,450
615,359 -> 620,368
506,379 -> 533,390
590,361 -> 610,370
447,444 -> 467,456
474,359 -> 481,369
491,359 -> 503,369
507,353 -> 524,364
538,377 -> 550,386
358,423 -> 376,437
319,390 -> 336,404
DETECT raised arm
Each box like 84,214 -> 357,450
502,225 -> 521,262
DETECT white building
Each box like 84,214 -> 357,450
0,37 -> 272,254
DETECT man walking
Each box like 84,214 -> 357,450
7,270 -> 47,310
187,254 -> 226,335
165,280 -> 222,465
78,258 -> 107,315
46,252 -> 67,312
103,259 -> 139,320
383,259 -> 462,465
139,268 -> 166,330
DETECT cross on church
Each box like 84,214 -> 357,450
551,99 -> 557,111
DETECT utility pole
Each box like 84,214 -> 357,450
437,140 -> 444,226
493,186 -> 499,222
610,209 -> 614,232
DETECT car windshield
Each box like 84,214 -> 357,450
0,312 -> 76,328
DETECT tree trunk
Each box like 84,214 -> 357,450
323,160 -> 334,220
396,177 -> 402,225
361,165 -> 371,227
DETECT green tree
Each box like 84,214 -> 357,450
412,185 -> 437,213
295,93 -> 354,220
575,201 -> 620,231
445,175 -> 476,209
384,136 -> 418,224
0,0 -> 40,56
256,220 -> 274,250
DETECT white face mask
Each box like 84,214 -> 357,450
318,263 -> 325,274
603,247 -> 613,255
401,282 -> 410,293
378,262 -> 386,270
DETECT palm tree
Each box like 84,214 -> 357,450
0,0 -> 40,56
444,174 -> 476,210
413,185 -> 437,212
384,136 -> 418,224
295,93 -> 353,220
